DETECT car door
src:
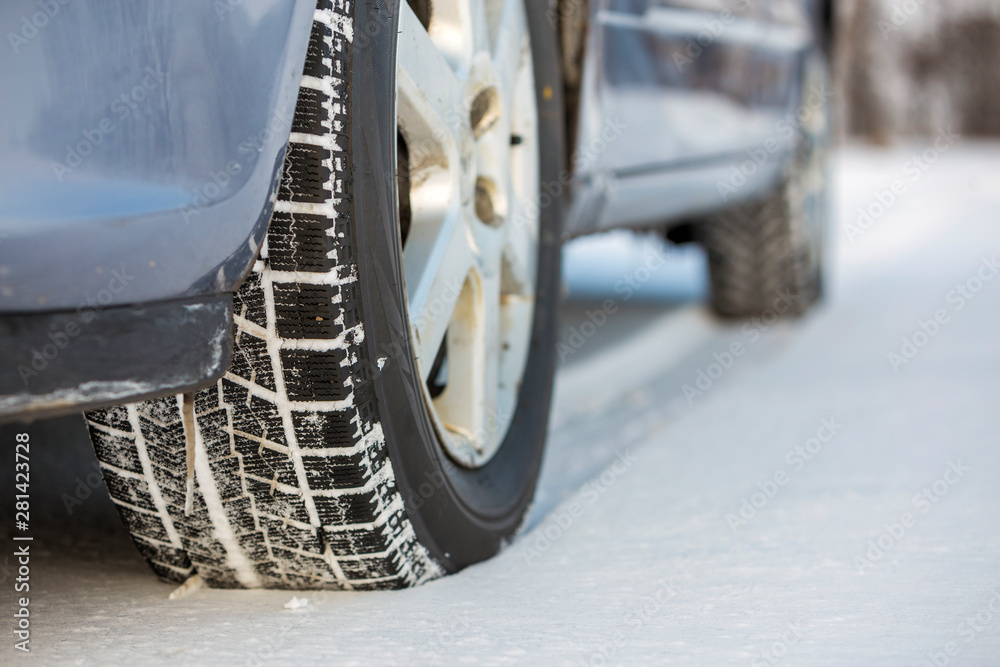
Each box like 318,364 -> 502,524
567,0 -> 817,233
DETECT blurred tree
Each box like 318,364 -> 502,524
835,0 -> 1000,140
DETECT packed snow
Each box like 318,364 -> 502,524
2,143 -> 1000,666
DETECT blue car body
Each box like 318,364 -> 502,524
0,0 -> 831,420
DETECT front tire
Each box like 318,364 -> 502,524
85,0 -> 564,590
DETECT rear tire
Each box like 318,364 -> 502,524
85,0 -> 564,590
701,52 -> 830,319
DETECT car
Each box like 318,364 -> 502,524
0,0 -> 833,589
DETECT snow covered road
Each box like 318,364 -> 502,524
3,144 -> 1000,666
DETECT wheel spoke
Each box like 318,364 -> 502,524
437,221 -> 503,457
497,290 -> 533,428
499,40 -> 539,298
398,3 -> 468,168
398,0 -> 541,468
430,268 -> 487,461
418,0 -> 490,74
467,0 -> 494,58
478,240 -> 503,444
491,0 -> 529,119
428,242 -> 501,460
501,215 -> 536,296
404,208 -> 477,381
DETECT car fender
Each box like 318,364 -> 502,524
0,0 -> 316,312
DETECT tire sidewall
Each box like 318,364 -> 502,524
793,48 -> 833,295
349,0 -> 565,571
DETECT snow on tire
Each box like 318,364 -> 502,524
86,0 -> 564,590
87,3 -> 441,591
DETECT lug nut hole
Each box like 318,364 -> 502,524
475,177 -> 501,225
470,87 -> 501,138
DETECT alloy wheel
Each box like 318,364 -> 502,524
396,0 -> 540,467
